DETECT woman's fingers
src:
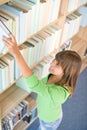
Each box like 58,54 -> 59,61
9,33 -> 16,42
2,40 -> 9,47
2,36 -> 12,45
2,33 -> 16,44
2,34 -> 19,55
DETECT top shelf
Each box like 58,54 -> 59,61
0,0 -> 10,5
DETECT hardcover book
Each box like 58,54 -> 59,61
0,19 -> 11,53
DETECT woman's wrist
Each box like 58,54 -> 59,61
13,49 -> 21,59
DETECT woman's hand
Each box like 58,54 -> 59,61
3,33 -> 33,77
2,33 -> 19,56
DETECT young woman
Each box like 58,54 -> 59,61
2,34 -> 82,130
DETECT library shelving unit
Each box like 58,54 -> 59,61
0,0 -> 10,5
71,26 -> 87,72
0,0 -> 87,130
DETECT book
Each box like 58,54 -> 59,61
0,11 -> 13,32
0,19 -> 11,54
49,0 -> 61,22
12,0 -> 35,36
0,5 -> 19,43
35,33 -> 46,60
61,19 -> 70,45
0,62 -> 5,93
0,14 -> 10,32
2,3 -> 26,44
0,60 -> 9,91
31,36 -> 42,62
77,6 -> 87,27
24,41 -> 35,67
68,0 -> 78,12
61,40 -> 72,51
8,0 -> 32,39
30,107 -> 37,120
72,11 -> 82,35
1,53 -> 15,84
27,38 -> 38,66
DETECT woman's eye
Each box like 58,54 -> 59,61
56,63 -> 59,65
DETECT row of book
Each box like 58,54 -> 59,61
61,11 -> 82,45
2,99 -> 29,130
68,0 -> 87,12
60,40 -> 72,51
26,24 -> 62,67
0,24 -> 61,93
23,107 -> 37,124
0,0 -> 61,45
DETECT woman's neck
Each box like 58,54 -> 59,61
47,74 -> 62,84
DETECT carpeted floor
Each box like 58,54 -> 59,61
27,67 -> 87,130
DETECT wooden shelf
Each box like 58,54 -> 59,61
80,58 -> 87,72
0,0 -> 10,5
59,0 -> 69,16
71,27 -> 87,58
0,84 -> 29,119
77,26 -> 87,42
66,2 -> 87,16
0,76 -> 22,94
0,108 -> 1,130
14,117 -> 37,130
13,120 -> 27,130
71,36 -> 86,58
13,95 -> 37,130
71,26 -> 87,72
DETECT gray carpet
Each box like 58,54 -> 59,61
58,67 -> 87,130
27,67 -> 87,130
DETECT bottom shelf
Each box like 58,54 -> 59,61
13,96 -> 37,130
14,117 -> 38,130
0,84 -> 29,119
1,92 -> 37,130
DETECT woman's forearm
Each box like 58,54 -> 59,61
14,50 -> 33,78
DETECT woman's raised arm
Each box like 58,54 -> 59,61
2,33 -> 33,78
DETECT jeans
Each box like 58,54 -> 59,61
38,112 -> 63,130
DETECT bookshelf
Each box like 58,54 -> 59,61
0,0 -> 87,130
0,0 -> 10,5
71,26 -> 87,72
0,85 -> 29,119
13,96 -> 37,130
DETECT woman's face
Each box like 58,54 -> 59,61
49,59 -> 63,76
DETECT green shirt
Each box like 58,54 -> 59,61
24,74 -> 70,122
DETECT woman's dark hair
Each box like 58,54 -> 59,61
55,50 -> 82,96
